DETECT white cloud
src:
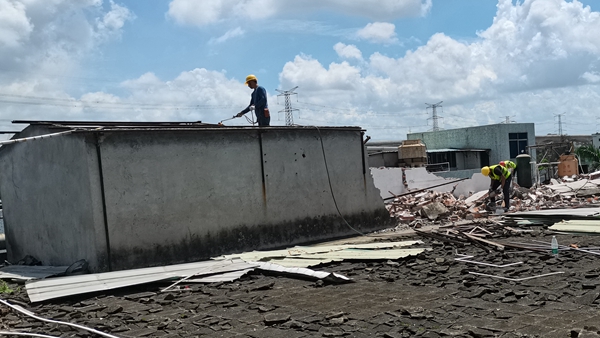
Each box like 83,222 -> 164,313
0,0 -> 134,129
168,0 -> 277,27
333,42 -> 362,60
0,0 -> 33,48
356,22 -> 398,44
114,69 -> 262,123
167,0 -> 431,27
0,0 -> 133,87
96,0 -> 135,42
276,0 -> 600,139
208,27 -> 244,44
582,71 -> 600,83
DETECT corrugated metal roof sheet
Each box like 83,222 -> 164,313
26,259 -> 257,302
549,220 -> 600,233
217,240 -> 424,262
24,240 -> 427,302
0,265 -> 69,281
218,241 -> 428,268
505,208 -> 600,218
253,262 -> 350,282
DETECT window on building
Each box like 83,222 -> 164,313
428,152 -> 456,169
480,152 -> 489,167
509,132 -> 528,158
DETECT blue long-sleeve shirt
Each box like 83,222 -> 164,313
241,85 -> 268,115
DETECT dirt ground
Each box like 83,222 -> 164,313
2,223 -> 600,338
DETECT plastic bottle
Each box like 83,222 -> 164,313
551,236 -> 559,257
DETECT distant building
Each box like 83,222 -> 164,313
407,123 -> 536,178
535,134 -> 592,149
593,133 -> 600,149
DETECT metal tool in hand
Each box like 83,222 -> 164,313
218,116 -> 237,125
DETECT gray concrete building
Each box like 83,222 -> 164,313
0,121 -> 390,272
407,123 -> 536,178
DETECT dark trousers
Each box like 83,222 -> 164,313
257,115 -> 270,126
490,175 -> 512,208
255,112 -> 270,126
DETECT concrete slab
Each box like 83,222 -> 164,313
371,167 -> 488,200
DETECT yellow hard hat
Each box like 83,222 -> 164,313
481,166 -> 490,176
245,74 -> 257,85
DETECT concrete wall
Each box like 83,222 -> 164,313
408,123 -> 536,165
0,126 -> 389,271
368,152 -> 398,167
0,126 -> 108,270
461,152 -> 482,170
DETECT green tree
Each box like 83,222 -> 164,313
575,145 -> 600,172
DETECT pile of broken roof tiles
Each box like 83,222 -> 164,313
385,175 -> 600,226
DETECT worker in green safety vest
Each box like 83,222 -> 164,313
499,160 -> 517,174
481,164 -> 512,212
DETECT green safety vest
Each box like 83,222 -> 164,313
502,160 -> 517,169
489,164 -> 510,180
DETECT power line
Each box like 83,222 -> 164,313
0,93 -> 234,110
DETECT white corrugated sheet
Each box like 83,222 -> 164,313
26,259 -> 257,302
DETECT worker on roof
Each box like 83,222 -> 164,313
236,74 -> 270,126
481,164 -> 512,212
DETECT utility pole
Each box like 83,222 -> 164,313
276,86 -> 299,126
425,101 -> 443,131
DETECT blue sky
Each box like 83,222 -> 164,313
1,0 -> 600,140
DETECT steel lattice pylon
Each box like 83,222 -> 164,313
425,101 -> 443,132
276,86 -> 299,126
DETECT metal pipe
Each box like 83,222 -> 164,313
0,298 -> 121,338
95,133 -> 112,271
469,271 -> 564,281
0,331 -> 61,338
455,254 -> 523,268
383,177 -> 468,201
0,130 -> 73,146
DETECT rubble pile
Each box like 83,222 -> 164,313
386,177 -> 600,227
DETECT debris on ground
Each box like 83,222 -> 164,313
385,176 -> 600,228
3,174 -> 600,337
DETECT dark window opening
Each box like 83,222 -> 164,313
480,152 -> 489,167
509,132 -> 528,158
428,152 -> 457,169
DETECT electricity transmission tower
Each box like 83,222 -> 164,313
555,113 -> 566,136
502,116 -> 516,124
425,101 -> 443,131
276,86 -> 299,126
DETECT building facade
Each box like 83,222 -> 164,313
407,123 -> 536,178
